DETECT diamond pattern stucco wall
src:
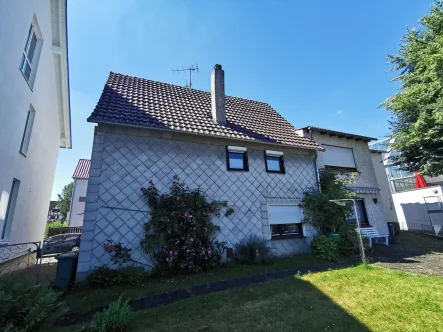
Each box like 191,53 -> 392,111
77,126 -> 318,278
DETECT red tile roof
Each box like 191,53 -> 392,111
87,72 -> 321,150
72,159 -> 90,179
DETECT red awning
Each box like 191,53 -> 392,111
415,171 -> 428,189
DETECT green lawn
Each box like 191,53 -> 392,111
65,254 -> 325,313
53,264 -> 443,331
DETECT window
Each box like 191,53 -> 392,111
265,150 -> 285,173
322,145 -> 357,171
20,106 -> 36,155
226,146 -> 248,171
1,179 -> 21,241
392,177 -> 416,193
347,199 -> 369,226
19,20 -> 42,87
79,196 -> 86,202
268,204 -> 303,239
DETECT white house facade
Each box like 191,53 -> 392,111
296,127 -> 391,236
0,0 -> 71,245
77,65 -> 322,278
68,159 -> 90,227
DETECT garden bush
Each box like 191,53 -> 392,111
233,235 -> 273,264
0,274 -> 68,331
140,175 -> 230,275
82,266 -> 151,288
89,296 -> 133,332
311,235 -> 338,261
338,223 -> 359,257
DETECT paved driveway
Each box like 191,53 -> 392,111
370,231 -> 443,277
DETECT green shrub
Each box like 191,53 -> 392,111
90,296 -> 133,332
0,274 -> 68,331
44,220 -> 67,238
338,223 -> 359,257
311,235 -> 338,261
233,235 -> 273,264
83,266 -> 151,288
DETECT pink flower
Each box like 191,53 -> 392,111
202,251 -> 205,255
140,187 -> 147,194
190,237 -> 193,242
166,258 -> 169,262
170,251 -> 172,255
163,194 -> 168,199
180,183 -> 185,187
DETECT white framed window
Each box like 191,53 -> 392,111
20,105 -> 36,155
226,146 -> 248,171
268,204 -> 303,240
322,144 -> 357,170
19,18 -> 42,88
265,150 -> 285,173
1,179 -> 21,241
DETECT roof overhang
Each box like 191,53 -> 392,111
50,0 -> 71,148
299,126 -> 377,143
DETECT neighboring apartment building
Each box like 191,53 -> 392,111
77,65 -> 323,278
296,127 -> 391,235
68,159 -> 90,227
0,0 -> 71,245
370,139 -> 443,234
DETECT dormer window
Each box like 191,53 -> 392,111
265,150 -> 285,173
226,146 -> 248,171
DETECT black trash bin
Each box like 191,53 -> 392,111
55,252 -> 79,291
387,223 -> 397,244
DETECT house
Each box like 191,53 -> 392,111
369,139 -> 443,234
296,126 -> 391,235
48,201 -> 60,221
0,0 -> 71,248
68,159 -> 91,227
77,65 -> 323,278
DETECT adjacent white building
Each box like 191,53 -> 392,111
370,139 -> 443,234
0,0 -> 71,245
68,159 -> 90,227
296,126 -> 392,235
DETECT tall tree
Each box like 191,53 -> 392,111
57,182 -> 73,221
382,1 -> 443,176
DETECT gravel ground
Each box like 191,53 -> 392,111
369,231 -> 443,277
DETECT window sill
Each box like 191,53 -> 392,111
226,168 -> 249,172
271,234 -> 305,241
19,150 -> 28,157
266,170 -> 285,174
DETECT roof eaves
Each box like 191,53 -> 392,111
299,126 -> 377,142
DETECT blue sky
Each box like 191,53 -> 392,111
51,0 -> 432,199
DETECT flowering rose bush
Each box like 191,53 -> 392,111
140,175 -> 230,275
103,240 -> 132,265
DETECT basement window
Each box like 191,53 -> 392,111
226,146 -> 248,171
265,150 -> 285,173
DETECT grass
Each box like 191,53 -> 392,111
64,254 -> 325,313
53,264 -> 443,332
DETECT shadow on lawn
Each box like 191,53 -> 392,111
128,275 -> 371,332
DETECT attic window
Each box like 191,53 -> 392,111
226,146 -> 248,171
265,150 -> 285,173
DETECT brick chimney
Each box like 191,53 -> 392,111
211,64 -> 226,125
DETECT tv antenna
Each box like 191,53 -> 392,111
172,63 -> 199,88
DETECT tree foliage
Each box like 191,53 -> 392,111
57,182 -> 73,221
303,169 -> 355,233
382,1 -> 443,176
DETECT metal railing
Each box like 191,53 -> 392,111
0,241 -> 42,283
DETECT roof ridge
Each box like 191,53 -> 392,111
108,72 -> 273,107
